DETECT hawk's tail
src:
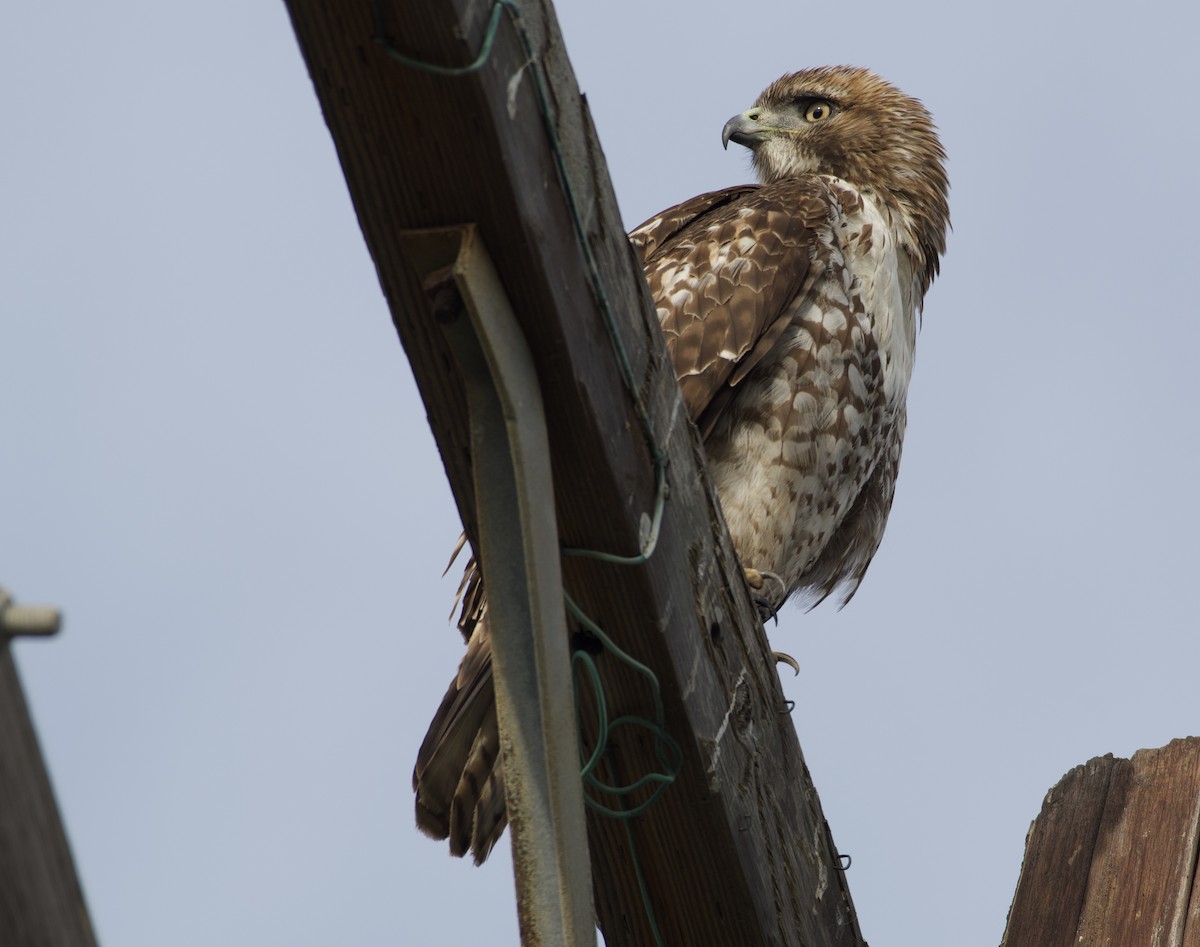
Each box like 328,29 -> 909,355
412,552 -> 509,864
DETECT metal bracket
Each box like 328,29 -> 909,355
400,225 -> 596,947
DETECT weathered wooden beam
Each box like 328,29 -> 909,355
1002,737 -> 1200,947
0,591 -> 98,947
283,3 -> 863,944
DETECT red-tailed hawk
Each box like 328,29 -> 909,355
414,65 -> 950,862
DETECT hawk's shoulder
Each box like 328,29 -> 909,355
628,185 -> 760,263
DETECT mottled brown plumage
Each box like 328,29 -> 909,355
414,66 -> 949,862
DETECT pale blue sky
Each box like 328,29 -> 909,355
4,2 -> 1200,945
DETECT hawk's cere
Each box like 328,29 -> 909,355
414,66 -> 950,863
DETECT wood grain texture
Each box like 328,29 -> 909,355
0,645 -> 98,947
283,2 -> 864,944
1002,737 -> 1200,947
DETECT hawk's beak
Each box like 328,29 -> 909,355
722,110 -> 766,150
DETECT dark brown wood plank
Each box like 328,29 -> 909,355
283,2 -> 863,945
1077,738 -> 1200,947
0,645 -> 99,947
1003,738 -> 1200,947
1001,753 -> 1116,947
1183,783 -> 1200,947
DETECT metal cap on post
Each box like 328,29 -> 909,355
0,588 -> 62,639
0,587 -> 97,947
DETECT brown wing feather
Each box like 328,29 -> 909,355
638,178 -> 836,435
413,554 -> 508,863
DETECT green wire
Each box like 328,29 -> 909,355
623,817 -> 667,947
372,0 -> 512,77
567,593 -> 681,817
561,461 -> 668,565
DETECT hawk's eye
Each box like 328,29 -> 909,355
804,101 -> 834,123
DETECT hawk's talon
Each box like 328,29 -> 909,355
754,594 -> 779,625
773,651 -> 800,676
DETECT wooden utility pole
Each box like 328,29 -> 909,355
1002,737 -> 1200,946
284,2 -> 863,945
0,590 -> 99,947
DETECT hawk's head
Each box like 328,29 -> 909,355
723,66 -> 949,288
